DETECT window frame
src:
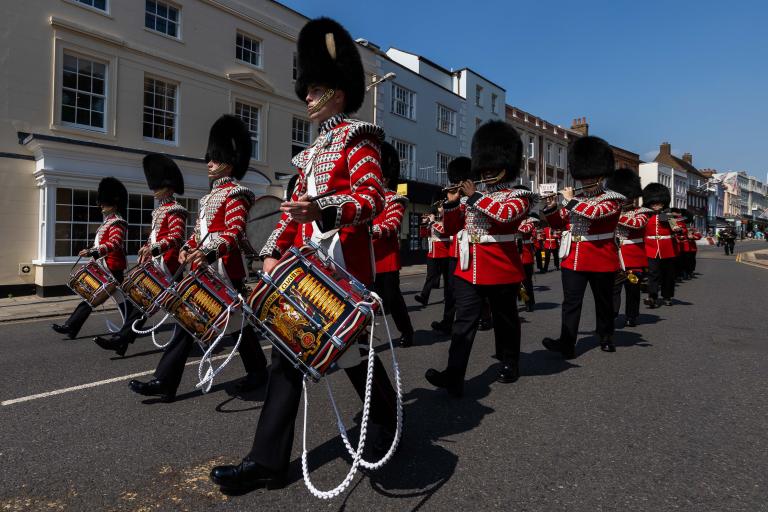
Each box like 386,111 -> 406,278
392,138 -> 416,179
142,75 -> 179,145
528,135 -> 535,159
234,100 -> 262,161
63,0 -> 110,15
235,30 -> 263,69
436,103 -> 457,136
475,84 -> 483,107
59,51 -> 109,133
391,83 -> 416,120
491,93 -> 498,114
144,0 -> 182,40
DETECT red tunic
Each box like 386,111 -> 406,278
144,198 -> 188,275
517,218 -> 539,266
616,207 -> 652,270
427,221 -> 451,259
92,213 -> 127,273
442,184 -> 533,285
185,177 -> 255,283
544,191 -> 624,272
372,190 -> 407,273
675,219 -> 693,253
644,213 -> 679,259
260,116 -> 385,286
542,227 -> 560,250
687,229 -> 702,252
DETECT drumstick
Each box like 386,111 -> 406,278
248,188 -> 337,223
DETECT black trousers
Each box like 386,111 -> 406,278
559,269 -> 615,347
534,248 -> 544,271
247,348 -> 397,472
447,277 -> 521,380
373,271 -> 414,337
612,271 -> 643,319
522,264 -> 535,303
724,241 -> 735,255
647,257 -> 675,300
687,252 -> 697,273
543,248 -> 560,271
441,258 -> 458,326
64,269 -> 129,335
420,257 -> 450,302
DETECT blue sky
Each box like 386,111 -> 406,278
279,0 -> 768,177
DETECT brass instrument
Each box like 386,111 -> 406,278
616,269 -> 640,285
519,286 -> 529,303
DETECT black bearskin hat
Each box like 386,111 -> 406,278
380,141 -> 400,186
97,177 -> 127,215
294,17 -> 365,114
447,156 -> 471,184
205,114 -> 252,180
471,121 -> 522,181
642,183 -> 671,208
286,174 -> 299,200
143,154 -> 184,195
529,212 -> 540,220
604,167 -> 640,200
568,136 -> 615,180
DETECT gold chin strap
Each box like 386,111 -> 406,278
308,88 -> 335,115
484,170 -> 507,185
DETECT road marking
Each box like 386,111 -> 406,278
1,345 -> 273,407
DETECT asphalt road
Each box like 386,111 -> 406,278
1,243 -> 766,511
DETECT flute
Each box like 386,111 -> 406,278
441,177 -> 497,193
539,183 -> 597,199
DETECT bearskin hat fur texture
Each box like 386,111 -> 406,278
447,156 -> 471,184
568,136 -> 615,180
604,167 -> 640,200
380,141 -> 400,186
143,154 -> 184,195
205,114 -> 252,180
471,121 -> 522,181
97,177 -> 128,215
294,17 -> 365,114
642,183 -> 671,208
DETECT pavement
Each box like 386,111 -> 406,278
0,245 -> 766,511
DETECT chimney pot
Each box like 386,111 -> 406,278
682,152 -> 693,164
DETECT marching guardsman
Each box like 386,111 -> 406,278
517,208 -> 540,312
607,168 -> 651,327
94,154 -> 188,356
541,224 -> 561,272
533,223 -> 545,272
129,115 -> 268,402
52,177 -> 129,340
541,136 -> 625,356
670,209 -> 687,282
431,156 -> 471,335
425,120 -> 534,397
372,141 -> 415,348
209,18 -> 398,492
684,213 -> 702,278
415,199 -> 451,307
641,183 -> 678,308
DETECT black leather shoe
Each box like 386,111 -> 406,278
646,298 -> 659,309
496,363 -> 519,383
664,299 -> 674,306
542,337 -> 576,359
210,459 -> 286,492
94,335 -> 129,357
425,368 -> 462,397
430,321 -> 451,334
52,323 -> 78,339
397,332 -> 414,348
478,319 -> 493,331
414,294 -> 427,306
599,337 -> 616,352
525,301 -> 535,312
234,372 -> 267,393
626,317 -> 637,327
129,378 -> 175,402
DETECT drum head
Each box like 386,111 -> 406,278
245,195 -> 283,255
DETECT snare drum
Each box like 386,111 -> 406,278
160,266 -> 243,345
67,259 -> 119,307
122,259 -> 173,317
246,243 -> 378,381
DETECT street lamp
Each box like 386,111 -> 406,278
368,72 -> 396,127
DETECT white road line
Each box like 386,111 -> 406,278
1,345 -> 272,407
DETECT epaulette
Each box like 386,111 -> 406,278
166,203 -> 189,217
342,119 -> 385,147
227,185 -> 256,206
389,193 -> 409,206
600,190 -> 627,202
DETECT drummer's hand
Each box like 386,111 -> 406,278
561,187 -> 575,201
460,180 -> 476,197
187,249 -> 207,269
281,193 -> 321,223
262,257 -> 279,275
178,249 -> 188,265
78,249 -> 90,257
137,246 -> 151,263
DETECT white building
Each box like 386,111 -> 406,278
639,162 -> 688,209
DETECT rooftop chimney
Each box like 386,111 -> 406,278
571,116 -> 589,136
660,142 -> 671,155
682,152 -> 692,164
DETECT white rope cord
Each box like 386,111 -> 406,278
300,291 -> 403,499
103,289 -> 126,333
301,324 -> 376,500
131,313 -> 172,348
195,299 -> 245,393
325,293 -> 403,470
